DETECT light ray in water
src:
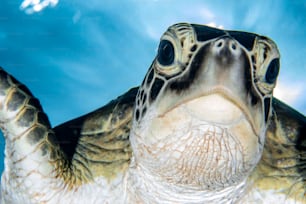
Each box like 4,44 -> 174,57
20,0 -> 59,14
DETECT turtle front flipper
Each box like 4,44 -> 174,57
0,67 -> 135,203
0,67 -> 68,203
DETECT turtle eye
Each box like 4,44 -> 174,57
157,40 -> 175,66
265,58 -> 279,84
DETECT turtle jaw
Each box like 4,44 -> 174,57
158,86 -> 259,136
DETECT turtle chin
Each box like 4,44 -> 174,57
131,93 -> 264,190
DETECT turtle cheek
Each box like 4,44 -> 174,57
229,118 -> 264,166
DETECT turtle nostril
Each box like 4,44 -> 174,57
217,42 -> 223,47
231,44 -> 236,50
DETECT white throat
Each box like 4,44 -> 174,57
128,94 -> 264,203
125,158 -> 247,204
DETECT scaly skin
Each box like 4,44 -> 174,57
0,68 -> 134,203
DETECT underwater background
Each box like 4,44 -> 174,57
0,0 -> 305,173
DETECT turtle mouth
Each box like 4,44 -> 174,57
159,86 -> 258,136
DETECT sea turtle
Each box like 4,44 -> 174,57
0,23 -> 305,204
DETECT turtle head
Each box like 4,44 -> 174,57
130,23 -> 280,190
